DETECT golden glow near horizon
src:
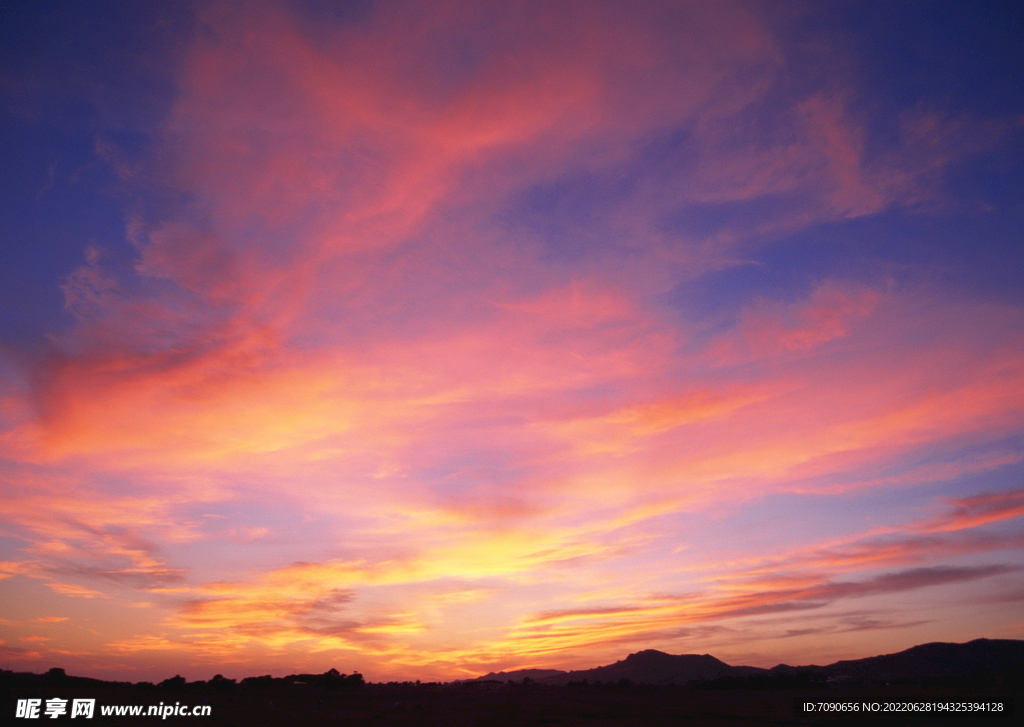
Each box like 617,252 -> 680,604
1,0 -> 1023,683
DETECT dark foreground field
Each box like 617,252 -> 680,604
3,675 -> 1017,726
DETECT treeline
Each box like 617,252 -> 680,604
476,667 -> 1021,690
0,666 -> 364,692
463,674 -> 825,690
233,669 -> 364,691
5,662 -> 1020,693
557,672 -> 825,690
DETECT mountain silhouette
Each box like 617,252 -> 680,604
470,638 -> 1024,685
548,650 -> 741,685
798,638 -> 1024,681
469,650 -> 753,685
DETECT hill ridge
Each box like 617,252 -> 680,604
469,638 -> 1024,686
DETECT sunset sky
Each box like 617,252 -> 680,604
2,0 -> 1023,683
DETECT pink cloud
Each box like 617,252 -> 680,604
918,489 -> 1024,534
710,281 -> 882,364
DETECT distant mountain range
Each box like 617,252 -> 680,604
470,638 -> 1024,686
